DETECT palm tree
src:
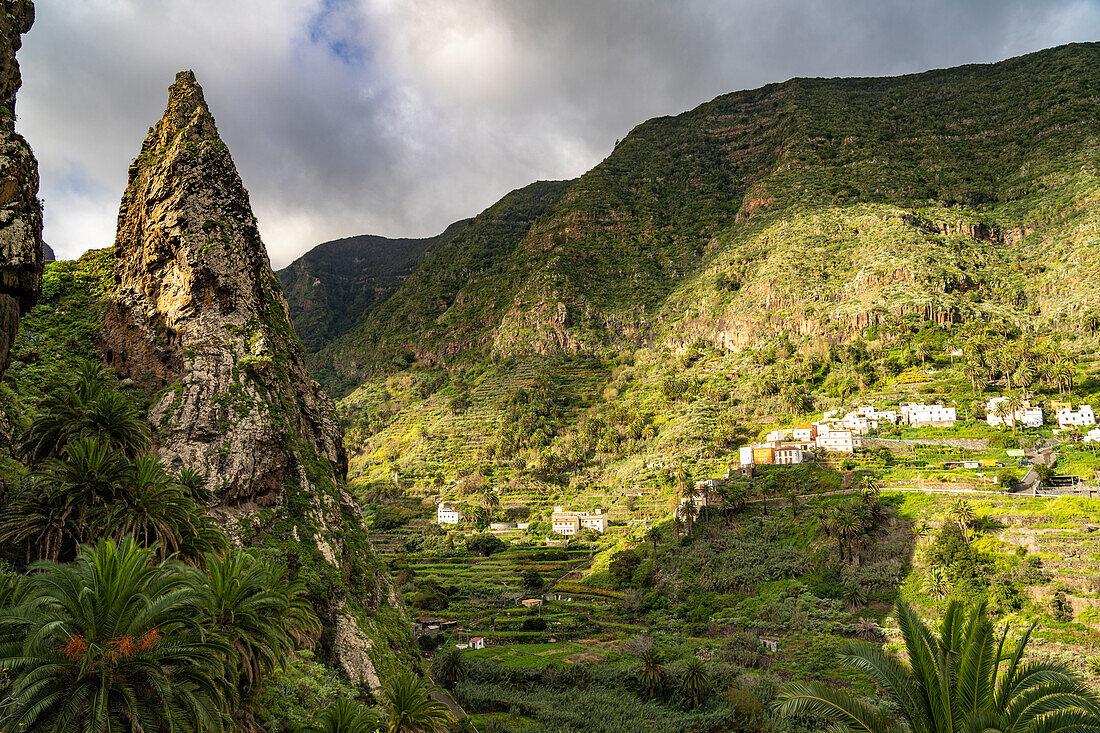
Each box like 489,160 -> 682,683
673,463 -> 692,494
1034,463 -> 1057,489
638,649 -> 665,699
998,347 -> 1018,388
1,437 -> 131,561
826,505 -> 861,561
780,385 -> 809,415
646,525 -> 662,552
103,454 -> 195,557
912,340 -> 931,368
481,489 -> 500,515
962,362 -> 985,397
178,465 -> 214,503
857,474 -> 882,504
1053,359 -> 1075,396
943,338 -> 960,366
1013,362 -> 1036,394
1003,394 -> 1024,437
202,549 -> 320,702
0,537 -> 234,733
0,479 -> 81,563
383,672 -> 453,732
431,645 -> 467,691
315,698 -> 380,733
776,600 -> 1100,733
992,400 -> 1013,435
681,657 -> 710,707
679,497 -> 698,534
787,489 -> 801,517
909,519 -> 933,538
20,369 -> 150,465
948,499 -> 976,546
922,566 -> 949,598
82,390 -> 152,457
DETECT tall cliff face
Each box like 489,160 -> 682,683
103,70 -> 345,505
0,0 -> 42,377
102,71 -> 415,687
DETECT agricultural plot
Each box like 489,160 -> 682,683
398,546 -> 593,619
464,641 -> 612,668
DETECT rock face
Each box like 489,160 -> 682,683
104,70 -> 345,507
0,0 -> 42,377
102,71 -> 415,686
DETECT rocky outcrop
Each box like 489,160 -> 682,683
103,70 -> 345,506
102,70 -> 415,687
0,0 -> 42,377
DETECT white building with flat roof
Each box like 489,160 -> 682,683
437,502 -> 462,525
815,425 -> 860,452
900,403 -> 957,427
841,406 -> 899,434
551,507 -> 607,535
793,424 -> 817,441
987,398 -> 1043,429
1057,405 -> 1095,428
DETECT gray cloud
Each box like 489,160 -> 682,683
16,0 -> 1100,267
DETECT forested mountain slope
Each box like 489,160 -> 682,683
304,42 -> 1099,399
278,219 -> 469,354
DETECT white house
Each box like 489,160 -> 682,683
986,398 -> 1044,429
738,441 -> 811,465
766,429 -> 792,442
815,426 -> 860,453
580,512 -> 608,533
469,637 -> 485,650
551,507 -> 607,535
437,502 -> 462,525
841,406 -> 899,434
793,424 -> 817,441
551,508 -> 580,536
900,403 -> 957,427
1084,427 -> 1100,443
1057,405 -> 1096,428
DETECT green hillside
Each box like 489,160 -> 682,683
303,42 -> 1098,401
277,218 -> 470,353
314,179 -> 574,395
302,46 -> 1100,718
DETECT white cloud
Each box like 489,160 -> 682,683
14,0 -> 1100,267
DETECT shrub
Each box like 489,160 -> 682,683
466,534 -> 506,556
802,635 -> 842,674
522,568 -> 545,590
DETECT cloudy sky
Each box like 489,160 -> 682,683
16,0 -> 1100,268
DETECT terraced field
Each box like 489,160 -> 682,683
896,492 -> 1100,662
345,355 -> 610,482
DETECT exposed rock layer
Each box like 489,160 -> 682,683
103,70 -> 345,505
102,71 -> 413,686
0,0 -> 42,376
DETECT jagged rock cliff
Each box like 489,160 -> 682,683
0,0 -> 42,377
102,70 -> 415,687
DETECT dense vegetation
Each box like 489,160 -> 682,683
279,219 -> 470,353
291,43 -> 1100,399
7,41 -> 1100,732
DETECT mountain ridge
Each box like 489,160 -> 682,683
278,218 -> 470,354
290,41 -> 1099,399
